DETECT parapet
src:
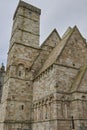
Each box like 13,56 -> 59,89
13,0 -> 41,19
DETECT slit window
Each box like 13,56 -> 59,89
21,105 -> 24,110
18,71 -> 21,77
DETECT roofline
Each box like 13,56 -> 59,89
36,26 -> 75,77
13,0 -> 41,20
40,28 -> 61,48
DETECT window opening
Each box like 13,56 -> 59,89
18,71 -> 21,77
21,105 -> 24,110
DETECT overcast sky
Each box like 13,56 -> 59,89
0,0 -> 87,66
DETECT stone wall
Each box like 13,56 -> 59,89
55,64 -> 78,92
7,44 -> 39,72
57,27 -> 87,68
33,63 -> 78,101
33,65 -> 57,101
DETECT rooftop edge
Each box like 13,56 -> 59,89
13,0 -> 41,20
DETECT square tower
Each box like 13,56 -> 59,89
0,1 -> 41,130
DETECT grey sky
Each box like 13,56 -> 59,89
0,0 -> 87,66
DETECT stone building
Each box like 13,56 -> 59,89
0,1 -> 87,130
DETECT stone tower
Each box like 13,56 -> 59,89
0,1 -> 41,130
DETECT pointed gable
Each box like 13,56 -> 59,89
36,26 -> 87,78
57,26 -> 87,68
41,29 -> 61,51
36,27 -> 73,77
30,29 -> 61,77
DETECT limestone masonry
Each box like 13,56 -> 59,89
0,1 -> 87,130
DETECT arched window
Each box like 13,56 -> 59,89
17,64 -> 25,78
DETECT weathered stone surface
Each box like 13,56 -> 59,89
0,1 -> 87,130
57,27 -> 87,68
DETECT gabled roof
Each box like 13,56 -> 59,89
41,28 -> 61,48
36,25 -> 87,78
69,65 -> 87,92
36,26 -> 74,77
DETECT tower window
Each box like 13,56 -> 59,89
45,112 -> 47,119
17,64 -> 25,78
21,105 -> 24,110
18,71 -> 21,77
82,95 -> 86,99
71,116 -> 75,129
